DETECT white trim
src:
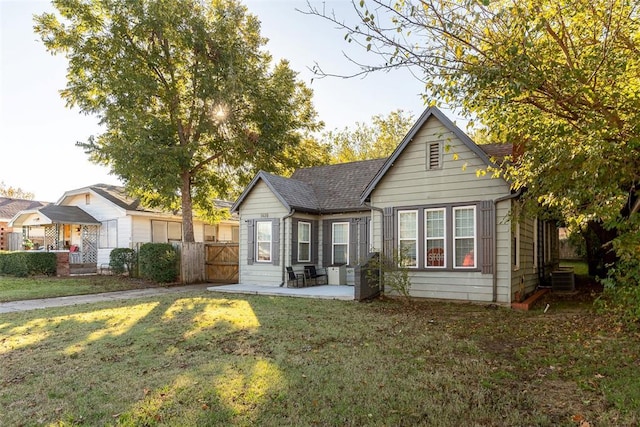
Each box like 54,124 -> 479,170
256,221 -> 272,263
332,222 -> 349,265
453,206 -> 477,269
398,210 -> 418,268
425,208 -> 446,268
297,221 -> 311,263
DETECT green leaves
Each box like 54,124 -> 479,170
36,0 -> 323,240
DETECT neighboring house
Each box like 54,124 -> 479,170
232,107 -> 559,304
0,197 -> 49,251
9,184 -> 238,269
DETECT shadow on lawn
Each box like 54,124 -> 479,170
1,289 -> 639,426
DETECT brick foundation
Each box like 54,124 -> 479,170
56,252 -> 70,277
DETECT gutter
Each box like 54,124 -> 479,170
280,209 -> 296,287
492,190 -> 523,303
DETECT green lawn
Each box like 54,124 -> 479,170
0,275 -> 163,302
1,288 -> 638,426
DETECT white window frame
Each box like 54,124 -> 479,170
99,219 -> 117,248
297,221 -> 311,263
256,221 -> 272,263
453,206 -> 477,269
425,208 -> 446,268
398,210 -> 418,268
332,222 -> 349,265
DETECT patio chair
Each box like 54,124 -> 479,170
286,267 -> 305,288
304,265 -> 327,285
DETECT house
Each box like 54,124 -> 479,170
232,107 -> 559,304
0,197 -> 49,251
9,184 -> 239,271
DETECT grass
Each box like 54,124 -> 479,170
1,284 -> 639,426
0,276 -> 164,302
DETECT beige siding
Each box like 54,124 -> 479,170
238,181 -> 288,286
63,193 -> 124,221
370,116 -> 514,303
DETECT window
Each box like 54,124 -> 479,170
298,222 -> 311,262
85,194 -> 91,205
256,221 -> 272,262
427,142 -> 442,169
99,220 -> 117,248
204,224 -> 216,242
425,208 -> 446,267
453,206 -> 476,268
152,220 -> 182,243
167,222 -> 182,241
332,222 -> 349,265
398,210 -> 418,267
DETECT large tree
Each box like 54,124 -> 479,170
324,109 -> 414,163
35,0 -> 324,241
307,0 -> 640,273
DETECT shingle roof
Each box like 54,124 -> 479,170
292,159 -> 387,213
233,159 -> 387,214
89,184 -> 144,211
39,205 -> 101,225
0,197 -> 49,221
479,143 -> 513,162
63,184 -> 234,217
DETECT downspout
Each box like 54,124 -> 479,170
280,209 -> 296,287
492,190 -> 522,303
365,202 -> 385,296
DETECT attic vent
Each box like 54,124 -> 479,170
427,142 -> 442,170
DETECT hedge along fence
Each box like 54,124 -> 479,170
0,252 -> 57,277
138,243 -> 179,283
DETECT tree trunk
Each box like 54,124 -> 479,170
584,221 -> 617,277
181,172 -> 195,243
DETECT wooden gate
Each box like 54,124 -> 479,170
205,243 -> 239,284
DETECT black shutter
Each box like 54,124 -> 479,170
480,201 -> 494,274
383,207 -> 394,262
291,218 -> 299,264
322,220 -> 331,267
312,220 -> 319,264
246,219 -> 255,265
349,219 -> 358,266
359,217 -> 370,264
272,219 -> 280,266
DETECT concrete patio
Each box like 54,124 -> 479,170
206,284 -> 354,300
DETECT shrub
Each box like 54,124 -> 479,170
366,248 -> 412,298
109,248 -> 137,275
597,257 -> 640,328
0,252 -> 56,277
138,243 -> 178,283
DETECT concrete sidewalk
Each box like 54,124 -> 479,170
0,283 -> 210,314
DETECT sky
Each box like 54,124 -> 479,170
0,0 -> 435,202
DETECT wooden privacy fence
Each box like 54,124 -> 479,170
178,242 -> 206,284
205,243 -> 239,284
